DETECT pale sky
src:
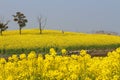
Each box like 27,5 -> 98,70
0,0 -> 120,34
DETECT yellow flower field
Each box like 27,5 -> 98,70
0,29 -> 120,51
0,48 -> 120,80
0,29 -> 120,79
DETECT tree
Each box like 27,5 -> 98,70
0,18 -> 9,36
59,25 -> 64,34
13,12 -> 28,34
37,16 -> 47,34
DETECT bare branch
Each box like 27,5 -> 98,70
37,15 -> 47,34
4,20 -> 10,26
43,18 -> 47,29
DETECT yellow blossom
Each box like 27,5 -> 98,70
61,49 -> 67,55
19,53 -> 26,60
0,58 -> 6,64
28,51 -> 36,59
49,48 -> 57,56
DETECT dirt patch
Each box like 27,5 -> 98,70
68,49 -> 115,57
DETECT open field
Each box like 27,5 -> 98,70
0,29 -> 120,55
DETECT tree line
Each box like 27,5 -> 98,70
0,12 -> 47,36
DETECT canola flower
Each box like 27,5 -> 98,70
0,48 -> 120,80
0,29 -> 120,51
61,49 -> 67,55
49,48 -> 57,56
19,53 -> 26,60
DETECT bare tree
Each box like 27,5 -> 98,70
59,25 -> 64,34
0,17 -> 9,36
13,12 -> 28,35
37,16 -> 47,34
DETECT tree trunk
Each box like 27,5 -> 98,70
40,28 -> 42,34
0,29 -> 2,36
39,21 -> 42,34
19,27 -> 21,35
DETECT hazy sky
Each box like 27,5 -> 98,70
0,0 -> 120,33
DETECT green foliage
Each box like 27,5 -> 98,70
13,12 -> 28,34
1,44 -> 120,56
0,19 -> 9,35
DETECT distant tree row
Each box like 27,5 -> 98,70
95,30 -> 118,35
0,12 -> 47,36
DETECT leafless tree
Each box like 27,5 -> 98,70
13,12 -> 28,34
60,26 -> 64,34
37,16 -> 47,34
